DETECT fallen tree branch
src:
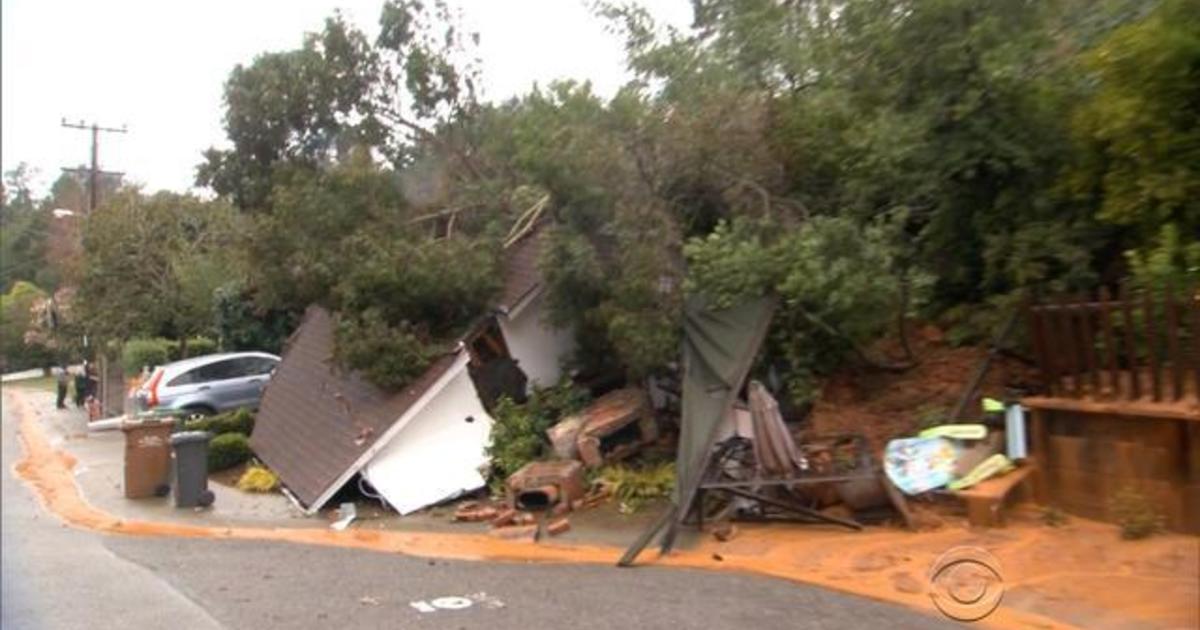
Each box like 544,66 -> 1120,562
797,306 -> 916,373
896,272 -> 919,365
379,109 -> 486,181
503,194 -> 550,248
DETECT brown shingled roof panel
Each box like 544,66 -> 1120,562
249,306 -> 458,509
253,223 -> 554,510
498,223 -> 546,312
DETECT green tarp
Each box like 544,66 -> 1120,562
620,295 -> 774,565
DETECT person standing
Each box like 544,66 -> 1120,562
55,365 -> 70,409
84,362 -> 101,421
73,362 -> 89,409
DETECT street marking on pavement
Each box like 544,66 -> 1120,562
409,593 -> 504,613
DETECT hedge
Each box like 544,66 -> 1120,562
164,337 -> 218,361
121,338 -> 171,376
208,433 -> 252,472
122,337 -> 221,376
184,408 -> 255,436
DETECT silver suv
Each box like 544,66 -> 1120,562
135,352 -> 280,418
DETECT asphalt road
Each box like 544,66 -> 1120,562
1,393 -> 957,630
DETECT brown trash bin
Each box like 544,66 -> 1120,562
121,417 -> 176,499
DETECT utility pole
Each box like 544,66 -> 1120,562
60,119 -> 127,214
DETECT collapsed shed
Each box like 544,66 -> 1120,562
250,226 -> 575,514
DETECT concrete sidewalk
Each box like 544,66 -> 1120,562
16,387 -> 306,529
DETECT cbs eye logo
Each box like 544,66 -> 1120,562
927,546 -> 1004,622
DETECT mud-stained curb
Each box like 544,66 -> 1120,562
5,388 -> 1072,629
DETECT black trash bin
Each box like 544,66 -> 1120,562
170,431 -> 215,508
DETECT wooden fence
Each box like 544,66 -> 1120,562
1025,286 -> 1199,404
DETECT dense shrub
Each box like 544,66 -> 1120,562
598,462 -> 676,514
208,433 -> 253,472
330,235 -> 502,390
122,337 -> 219,375
685,216 -> 919,404
486,381 -> 591,480
0,281 -> 55,372
184,337 -> 218,357
164,337 -> 219,361
121,338 -> 171,376
333,310 -> 435,391
213,282 -> 295,354
184,408 -> 255,436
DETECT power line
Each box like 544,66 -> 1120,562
60,119 -> 127,214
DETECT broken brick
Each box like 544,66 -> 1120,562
453,505 -> 498,522
573,388 -> 657,468
488,524 -> 538,542
547,517 -> 571,536
490,508 -> 517,527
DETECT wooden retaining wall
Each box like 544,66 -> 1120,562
1023,286 -> 1199,534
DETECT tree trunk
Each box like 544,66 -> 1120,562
896,271 -> 917,364
798,307 -> 915,373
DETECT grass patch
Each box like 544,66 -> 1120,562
1110,486 -> 1164,540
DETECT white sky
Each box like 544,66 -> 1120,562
1,0 -> 692,197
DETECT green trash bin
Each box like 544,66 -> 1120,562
170,431 -> 215,508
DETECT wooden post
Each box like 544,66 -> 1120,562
1144,291 -> 1163,402
1164,286 -> 1184,401
1037,306 -> 1060,396
1026,300 -> 1051,394
1192,290 -> 1200,402
1121,284 -> 1141,400
1080,294 -> 1100,396
1099,287 -> 1120,398
1029,407 -> 1049,504
1058,296 -> 1081,397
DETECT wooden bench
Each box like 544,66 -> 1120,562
952,462 -> 1038,527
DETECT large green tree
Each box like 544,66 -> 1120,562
1064,0 -> 1199,247
1,164 -> 49,292
0,280 -> 53,371
76,191 -> 241,348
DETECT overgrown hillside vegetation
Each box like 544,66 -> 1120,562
4,0 -> 1195,404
